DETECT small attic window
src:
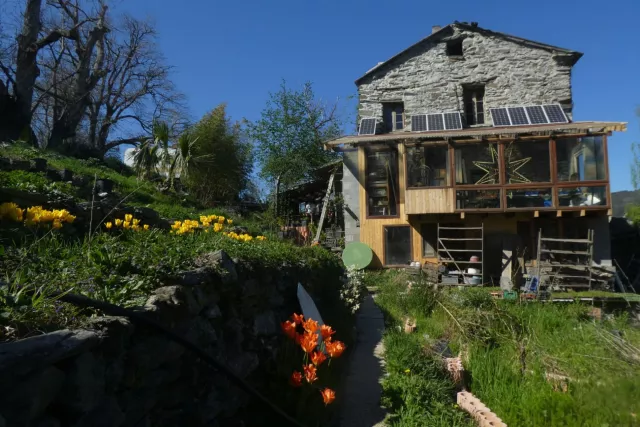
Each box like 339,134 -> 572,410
446,39 -> 464,56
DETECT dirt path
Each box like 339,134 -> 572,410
338,294 -> 387,427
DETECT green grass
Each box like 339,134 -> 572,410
0,219 -> 343,340
0,142 -> 204,218
369,270 -> 472,426
372,271 -> 640,427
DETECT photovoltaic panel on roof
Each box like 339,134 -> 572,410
427,114 -> 445,131
507,107 -> 529,125
443,112 -> 463,130
411,115 -> 427,132
525,106 -> 549,124
543,104 -> 568,123
358,118 -> 377,135
490,108 -> 511,127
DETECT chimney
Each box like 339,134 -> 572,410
432,25 -> 442,34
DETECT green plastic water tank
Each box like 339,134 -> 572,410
342,242 -> 373,270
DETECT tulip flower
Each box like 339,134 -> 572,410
311,351 -> 327,366
303,364 -> 317,383
290,371 -> 303,387
320,388 -> 336,405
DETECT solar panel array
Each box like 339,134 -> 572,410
410,112 -> 463,132
358,118 -> 377,135
489,104 -> 568,127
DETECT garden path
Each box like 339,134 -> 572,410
338,294 -> 388,427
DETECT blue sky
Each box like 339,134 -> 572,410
3,0 -> 634,191
117,0 -> 639,192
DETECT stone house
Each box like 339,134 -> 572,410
328,22 -> 627,288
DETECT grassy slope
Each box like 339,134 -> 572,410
366,271 -> 473,426
372,271 -> 640,427
0,142 -> 209,218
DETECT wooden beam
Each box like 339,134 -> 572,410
607,208 -> 612,216
580,209 -> 586,217
556,210 -> 563,217
460,212 -> 465,219
534,210 -> 539,218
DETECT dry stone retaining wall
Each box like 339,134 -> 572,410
0,250 -> 341,427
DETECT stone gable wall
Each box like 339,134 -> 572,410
357,27 -> 575,129
0,251 -> 347,427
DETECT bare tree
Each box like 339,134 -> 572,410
85,15 -> 184,155
46,0 -> 109,149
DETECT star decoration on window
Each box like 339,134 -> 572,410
473,145 -> 532,185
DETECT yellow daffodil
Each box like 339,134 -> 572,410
124,214 -> 133,222
123,221 -> 131,229
115,219 -> 123,226
105,222 -> 113,229
132,218 -> 140,226
143,224 -> 149,230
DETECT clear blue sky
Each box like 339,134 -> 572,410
119,0 -> 638,192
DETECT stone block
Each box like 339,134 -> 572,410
73,397 -> 124,427
0,366 -> 66,424
55,352 -> 105,414
144,285 -> 201,322
0,329 -> 100,377
253,311 -> 277,336
128,336 -> 184,371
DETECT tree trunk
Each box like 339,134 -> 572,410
48,7 -> 108,150
274,174 -> 281,217
14,0 -> 43,144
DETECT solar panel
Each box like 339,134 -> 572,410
490,108 -> 511,127
543,104 -> 568,123
507,107 -> 529,126
443,112 -> 463,130
427,114 -> 445,131
411,115 -> 427,132
358,118 -> 377,135
525,106 -> 549,125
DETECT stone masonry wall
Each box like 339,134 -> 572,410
357,25 -> 576,128
0,251 -> 341,427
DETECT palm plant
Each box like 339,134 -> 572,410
168,130 -> 199,189
132,121 -> 170,179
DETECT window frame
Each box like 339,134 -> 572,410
365,146 -> 400,219
451,135 -> 610,213
405,142 -> 452,189
420,223 -> 438,258
382,102 -> 405,132
383,224 -> 413,267
463,85 -> 485,126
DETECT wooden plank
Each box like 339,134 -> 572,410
438,226 -> 483,230
556,210 -> 563,217
541,237 -> 591,243
460,212 -> 466,219
439,238 -> 483,241
580,209 -> 586,217
405,188 -> 455,214
540,249 -> 590,255
313,168 -> 337,243
534,210 -> 539,218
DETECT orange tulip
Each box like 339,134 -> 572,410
302,318 -> 319,333
311,350 -> 327,366
320,324 -> 335,341
290,371 -> 303,387
291,313 -> 304,325
326,340 -> 346,358
299,331 -> 318,353
281,320 -> 297,340
320,388 -> 336,405
303,364 -> 317,383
